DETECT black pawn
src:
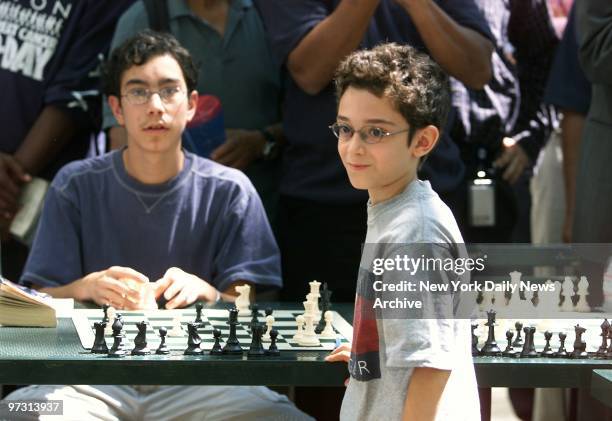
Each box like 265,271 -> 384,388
132,321 -> 150,355
540,331 -> 554,357
554,332 -> 569,358
194,302 -> 204,326
92,322 -> 108,354
156,327 -> 170,355
265,329 -> 280,357
210,328 -> 223,355
184,322 -> 203,355
471,323 -> 480,356
502,330 -> 518,358
248,323 -> 266,357
102,304 -> 110,324
570,324 -> 588,359
480,310 -> 501,356
512,322 -> 524,348
596,319 -> 610,358
265,307 -> 273,317
223,308 -> 243,355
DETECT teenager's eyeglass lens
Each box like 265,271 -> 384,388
123,87 -> 183,105
329,123 -> 393,144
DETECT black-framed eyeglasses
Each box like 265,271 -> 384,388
121,86 -> 184,105
329,122 -> 410,144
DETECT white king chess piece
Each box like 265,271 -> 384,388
235,284 -> 251,316
561,277 -> 575,312
308,280 -> 322,318
574,276 -> 591,312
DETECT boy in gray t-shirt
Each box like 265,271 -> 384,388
326,44 -> 480,420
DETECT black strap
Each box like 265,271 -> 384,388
143,0 -> 170,32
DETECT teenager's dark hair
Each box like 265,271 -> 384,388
334,43 -> 451,146
102,30 -> 198,97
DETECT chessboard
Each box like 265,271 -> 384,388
73,308 -> 353,353
474,316 -> 612,357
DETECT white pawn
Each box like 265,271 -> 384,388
104,306 -> 117,335
575,276 -> 591,312
168,315 -> 183,337
561,277 -> 575,312
235,284 -> 251,316
263,314 -> 275,342
292,314 -> 304,342
320,310 -> 335,338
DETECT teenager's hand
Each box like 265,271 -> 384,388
325,343 -> 352,363
153,267 -> 218,309
493,138 -> 530,185
76,266 -> 150,310
210,129 -> 265,169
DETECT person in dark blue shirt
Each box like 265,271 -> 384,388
255,0 -> 494,301
0,0 -> 135,281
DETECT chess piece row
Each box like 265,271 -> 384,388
472,311 -> 612,359
92,308 -> 281,357
477,273 -> 592,315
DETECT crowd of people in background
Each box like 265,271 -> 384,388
1,0 -> 610,420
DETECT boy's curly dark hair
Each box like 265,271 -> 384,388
102,30 -> 198,98
334,43 -> 451,146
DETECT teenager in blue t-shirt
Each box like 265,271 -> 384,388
4,31 -> 311,421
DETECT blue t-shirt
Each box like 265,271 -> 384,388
21,150 -> 281,292
255,0 -> 493,203
0,0 -> 134,177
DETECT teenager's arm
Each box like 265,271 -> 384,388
287,0 -> 380,95
402,367 -> 451,421
396,0 -> 493,89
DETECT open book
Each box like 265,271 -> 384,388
0,277 -> 58,327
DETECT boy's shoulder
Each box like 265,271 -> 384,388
51,152 -> 115,191
188,153 -> 258,197
376,180 -> 463,245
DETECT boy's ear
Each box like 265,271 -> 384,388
410,125 -> 440,158
108,96 -> 125,126
185,90 -> 198,123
